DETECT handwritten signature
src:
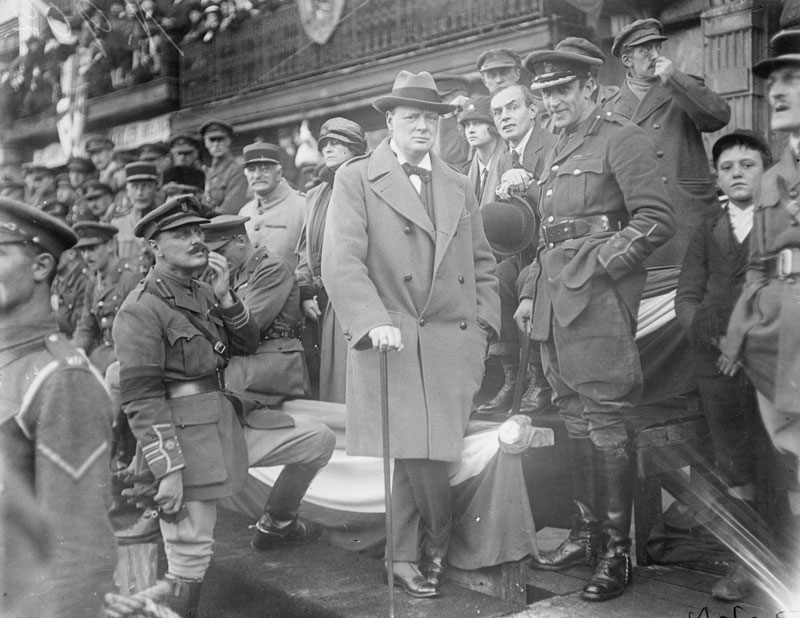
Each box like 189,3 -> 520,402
690,606 -> 800,618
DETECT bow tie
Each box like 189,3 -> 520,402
402,162 -> 431,183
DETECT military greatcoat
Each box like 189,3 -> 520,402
322,138 -> 501,462
113,265 -> 262,501
607,71 -> 730,266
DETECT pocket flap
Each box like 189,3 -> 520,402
557,157 -> 604,176
170,393 -> 221,426
165,322 -> 199,345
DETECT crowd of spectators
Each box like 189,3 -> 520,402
0,0 -> 293,123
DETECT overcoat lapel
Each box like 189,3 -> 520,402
711,208 -> 733,260
430,154 -> 462,277
367,140 -> 435,240
631,82 -> 671,124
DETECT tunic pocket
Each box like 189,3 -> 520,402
165,322 -> 216,377
169,393 -> 228,487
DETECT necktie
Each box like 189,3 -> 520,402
510,149 -> 522,169
476,167 -> 488,199
402,162 -> 431,183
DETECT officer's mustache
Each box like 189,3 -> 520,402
190,244 -> 208,255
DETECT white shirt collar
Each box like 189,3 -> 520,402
510,126 -> 535,163
727,201 -> 754,243
390,139 -> 432,171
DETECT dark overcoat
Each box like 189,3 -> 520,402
322,138 -> 501,462
722,146 -> 800,413
607,71 -> 730,266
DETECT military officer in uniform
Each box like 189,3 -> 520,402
238,142 -> 306,269
201,119 -> 248,215
0,197 -> 116,618
51,246 -> 89,337
112,195 -> 334,616
516,48 -> 675,601
169,134 -> 203,169
71,221 -> 140,374
111,161 -> 161,260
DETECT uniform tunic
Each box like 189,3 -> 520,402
607,71 -> 730,266
205,152 -> 248,216
0,320 -> 116,618
51,249 -> 89,337
73,257 -> 141,372
521,108 -> 674,443
239,179 -> 306,269
322,137 -> 501,461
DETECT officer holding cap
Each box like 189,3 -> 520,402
606,18 -> 730,267
516,47 -> 675,600
238,141 -> 306,269
111,195 -> 334,616
0,197 -> 116,617
200,119 -> 248,215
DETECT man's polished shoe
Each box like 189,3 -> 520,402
581,549 -> 633,602
251,514 -> 322,551
388,561 -> 440,598
528,501 -> 599,571
424,557 -> 445,589
712,561 -> 753,601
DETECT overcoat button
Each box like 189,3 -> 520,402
419,318 -> 426,326
459,321 -> 467,330
572,169 -> 581,175
403,273 -> 412,281
653,123 -> 661,129
662,177 -> 668,183
656,151 -> 664,158
547,215 -> 555,223
404,226 -> 412,234
254,224 -> 261,231
551,165 -> 559,172
791,191 -> 798,198
548,243 -> 554,248
546,189 -> 553,197
457,275 -> 465,283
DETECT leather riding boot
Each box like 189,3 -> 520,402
421,517 -> 452,588
252,464 -> 323,550
582,444 -> 634,602
476,358 -> 517,414
519,354 -> 553,415
529,439 -> 600,570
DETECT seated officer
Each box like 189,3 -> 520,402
72,222 -> 140,374
111,195 -> 335,617
201,215 -> 307,400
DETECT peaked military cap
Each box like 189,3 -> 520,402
243,142 -> 281,165
84,180 -> 114,199
169,133 -> 201,151
0,196 -> 77,258
134,194 -> 209,240
199,119 -> 234,138
754,29 -> 800,78
125,161 -> 159,183
73,221 -> 119,248
138,142 -> 169,160
55,173 -> 73,187
477,48 -> 521,72
458,95 -> 493,125
200,214 -> 250,250
611,18 -> 668,58
526,47 -> 603,90
84,134 -> 115,153
318,118 -> 367,155
373,70 -> 456,114
66,156 -> 95,173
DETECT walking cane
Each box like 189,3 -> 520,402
510,321 -> 532,416
379,349 -> 396,618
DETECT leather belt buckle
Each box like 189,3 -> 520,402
777,248 -> 794,279
213,341 -> 227,355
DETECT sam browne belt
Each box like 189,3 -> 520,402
541,213 -> 629,246
762,247 -> 800,279
164,371 -> 225,399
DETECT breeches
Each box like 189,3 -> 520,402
540,283 -> 642,450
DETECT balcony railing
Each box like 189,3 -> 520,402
181,0 -> 556,107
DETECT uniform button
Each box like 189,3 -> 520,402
254,224 -> 261,231
404,226 -> 412,234
49,334 -> 58,341
547,215 -> 555,223
548,243 -> 554,248
662,177 -> 668,183
551,165 -> 559,172
459,321 -> 467,330
457,275 -> 465,283
345,333 -> 352,340
653,123 -> 661,129
545,189 -> 553,197
403,273 -> 412,281
656,151 -> 664,158
791,191 -> 798,198
572,169 -> 581,175
419,318 -> 426,327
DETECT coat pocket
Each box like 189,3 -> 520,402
165,322 -> 216,377
169,393 -> 228,487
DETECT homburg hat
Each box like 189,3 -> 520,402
73,221 -> 119,249
134,194 -> 209,240
754,29 -> 800,78
372,71 -> 456,114
480,195 -> 537,255
611,18 -> 668,58
200,214 -> 250,250
0,196 -> 77,258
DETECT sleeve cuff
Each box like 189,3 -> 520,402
141,423 -> 186,479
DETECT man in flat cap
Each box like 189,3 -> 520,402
71,222 -> 140,373
719,28 -> 800,593
238,141 -> 306,269
296,117 -> 367,402
169,134 -> 203,169
85,134 -> 126,195
111,161 -> 161,260
202,214 -> 307,402
517,47 -> 675,601
323,70 -> 500,598
111,195 -> 334,616
676,129 -> 773,602
607,18 -> 730,267
0,197 -> 116,617
201,119 -> 248,215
